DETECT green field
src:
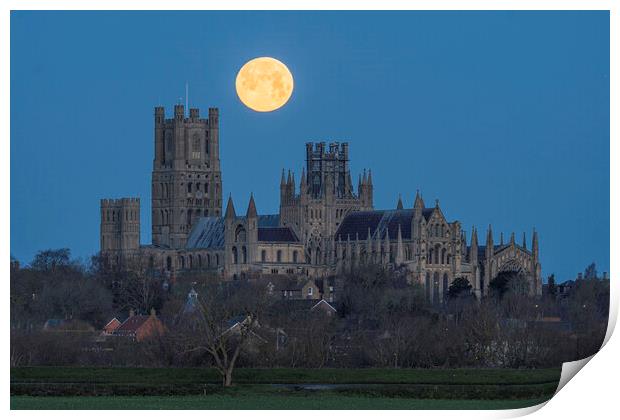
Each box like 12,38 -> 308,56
10,367 -> 561,410
11,394 -> 551,410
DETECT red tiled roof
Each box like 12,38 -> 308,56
116,315 -> 150,333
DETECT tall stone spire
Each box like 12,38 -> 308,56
414,189 -> 425,209
280,168 -> 286,186
246,193 -> 257,218
396,224 -> 404,265
300,167 -> 307,196
225,195 -> 236,220
532,228 -> 539,261
522,232 -> 527,249
396,194 -> 404,210
510,232 -> 515,246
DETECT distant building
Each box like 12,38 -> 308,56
100,104 -> 542,302
112,309 -> 167,342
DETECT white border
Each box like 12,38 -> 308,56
3,2 -> 616,420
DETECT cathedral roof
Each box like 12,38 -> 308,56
336,209 -> 432,241
258,227 -> 299,243
186,217 -> 225,249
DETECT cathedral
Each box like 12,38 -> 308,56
100,104 -> 542,302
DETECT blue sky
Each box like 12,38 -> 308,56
11,11 -> 609,280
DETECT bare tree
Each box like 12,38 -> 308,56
177,280 -> 269,386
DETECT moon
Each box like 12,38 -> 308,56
235,57 -> 294,112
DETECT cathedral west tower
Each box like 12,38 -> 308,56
151,105 -> 222,248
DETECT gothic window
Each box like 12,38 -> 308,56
443,273 -> 449,298
235,225 -> 246,242
188,183 -> 192,193
232,247 -> 238,264
166,256 -> 172,271
242,246 -> 247,264
198,254 -> 202,268
187,209 -> 192,225
261,250 -> 267,262
277,250 -> 282,263
428,249 -> 433,264
196,183 -> 201,192
191,134 -> 201,160
189,254 -> 193,269
216,254 -> 220,266
293,250 -> 298,263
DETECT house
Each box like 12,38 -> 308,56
102,318 -> 121,335
113,309 -> 167,342
310,299 -> 337,316
265,277 -> 336,301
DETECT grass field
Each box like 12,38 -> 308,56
10,367 -> 561,410
11,394 -> 551,410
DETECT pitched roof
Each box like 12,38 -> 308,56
258,227 -> 299,243
116,315 -> 151,334
186,217 -> 225,249
335,209 -> 435,241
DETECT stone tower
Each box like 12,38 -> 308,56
100,198 -> 141,259
279,142 -> 373,267
151,105 -> 222,248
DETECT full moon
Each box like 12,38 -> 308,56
235,57 -> 294,112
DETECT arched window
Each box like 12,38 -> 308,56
235,225 -> 246,242
242,246 -> 247,264
192,134 -> 201,160
276,250 -> 282,263
216,254 -> 220,266
189,254 -> 193,269
196,183 -> 201,192
106,210 -> 110,222
261,250 -> 267,262
166,256 -> 172,271
315,247 -> 321,265
447,254 -> 451,264
207,254 -> 211,267
188,183 -> 192,193
441,248 -> 446,264
293,250 -> 298,263
428,249 -> 433,264
198,254 -> 202,268
187,209 -> 192,225
180,256 -> 185,269
232,247 -> 238,264
443,273 -> 449,298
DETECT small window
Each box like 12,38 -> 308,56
308,287 -> 313,296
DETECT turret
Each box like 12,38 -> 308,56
247,194 -> 257,219
532,229 -> 539,262
225,195 -> 236,221
396,224 -> 404,265
470,227 -> 478,265
300,167 -> 307,196
486,225 -> 494,258
246,194 -> 258,263
522,232 -> 527,249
